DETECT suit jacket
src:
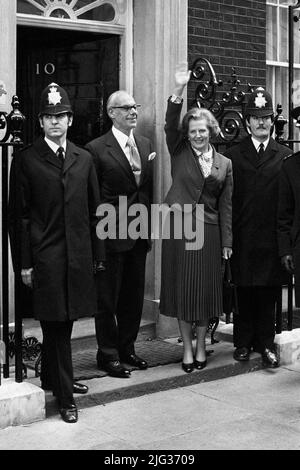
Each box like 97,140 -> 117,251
86,129 -> 154,253
19,136 -> 103,321
278,152 -> 300,305
164,100 -> 233,248
224,135 -> 291,286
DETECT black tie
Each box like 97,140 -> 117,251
258,143 -> 264,159
56,146 -> 64,166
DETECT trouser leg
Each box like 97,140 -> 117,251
40,341 -> 51,388
253,286 -> 279,353
40,320 -> 74,407
95,251 -> 124,361
117,240 -> 148,357
234,287 -> 255,349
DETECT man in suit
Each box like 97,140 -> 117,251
86,91 -> 154,378
20,83 -> 104,422
224,87 -> 290,368
278,107 -> 300,309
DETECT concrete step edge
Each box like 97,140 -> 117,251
45,355 -> 263,417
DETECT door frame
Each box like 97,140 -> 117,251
17,4 -> 133,94
17,26 -> 120,144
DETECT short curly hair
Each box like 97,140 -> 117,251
181,107 -> 220,139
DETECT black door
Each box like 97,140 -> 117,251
17,26 -> 119,145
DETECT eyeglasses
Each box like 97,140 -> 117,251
111,105 -> 142,112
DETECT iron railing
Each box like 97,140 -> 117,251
0,96 -> 25,385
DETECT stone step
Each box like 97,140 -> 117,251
26,339 -> 263,417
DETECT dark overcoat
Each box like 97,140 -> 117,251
278,152 -> 300,305
224,136 -> 291,286
20,136 -> 103,321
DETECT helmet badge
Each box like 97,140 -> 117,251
48,83 -> 62,106
254,92 -> 267,109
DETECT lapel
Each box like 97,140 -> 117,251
240,136 -> 260,168
256,138 -> 278,168
105,130 -> 135,183
63,140 -> 78,174
240,136 -> 280,169
134,134 -> 148,185
210,146 -> 220,178
188,144 -> 221,182
187,143 -> 205,182
33,137 -> 78,174
34,136 -> 62,170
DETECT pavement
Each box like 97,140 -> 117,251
1,363 -> 300,450
0,317 -> 300,450
21,317 -> 264,412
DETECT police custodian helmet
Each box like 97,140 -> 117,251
39,82 -> 73,116
245,87 -> 274,118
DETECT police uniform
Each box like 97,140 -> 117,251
224,88 -> 290,367
19,83 -> 104,423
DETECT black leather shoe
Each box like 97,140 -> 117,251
194,359 -> 207,370
182,362 -> 194,373
59,404 -> 78,424
98,359 -> 131,378
233,347 -> 250,362
73,382 -> 88,394
121,354 -> 148,370
261,348 -> 279,368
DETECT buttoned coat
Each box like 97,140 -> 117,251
86,130 -> 154,253
164,100 -> 233,248
20,136 -> 102,321
278,152 -> 300,305
224,136 -> 290,286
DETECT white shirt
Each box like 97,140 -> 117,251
44,137 -> 67,157
112,126 -> 135,164
251,136 -> 270,153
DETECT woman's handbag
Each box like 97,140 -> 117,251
223,259 -> 239,317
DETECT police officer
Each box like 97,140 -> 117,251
20,83 -> 104,423
278,107 -> 300,310
224,87 -> 290,367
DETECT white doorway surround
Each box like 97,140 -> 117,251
17,0 -> 134,92
133,0 -> 188,337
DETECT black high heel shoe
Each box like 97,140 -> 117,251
194,359 -> 207,370
182,362 -> 194,373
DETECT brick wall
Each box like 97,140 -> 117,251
188,0 -> 267,107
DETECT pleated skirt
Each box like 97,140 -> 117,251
159,221 -> 223,323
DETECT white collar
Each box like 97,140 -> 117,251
251,136 -> 270,152
112,126 -> 135,150
192,144 -> 213,160
44,137 -> 67,154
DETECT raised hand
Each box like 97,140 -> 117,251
173,63 -> 192,96
175,64 -> 192,88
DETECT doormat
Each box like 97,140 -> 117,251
73,339 -> 183,381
